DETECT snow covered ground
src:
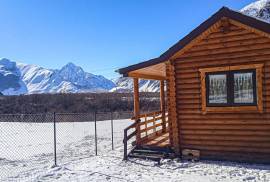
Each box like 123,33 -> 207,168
1,119 -> 270,182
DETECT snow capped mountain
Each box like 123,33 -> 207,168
111,77 -> 160,92
241,0 -> 270,22
0,58 -> 27,95
0,58 -> 116,95
0,58 -> 158,95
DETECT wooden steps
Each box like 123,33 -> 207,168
128,145 -> 175,164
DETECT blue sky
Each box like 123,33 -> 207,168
0,0 -> 254,79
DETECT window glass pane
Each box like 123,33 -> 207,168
234,72 -> 254,103
209,74 -> 227,104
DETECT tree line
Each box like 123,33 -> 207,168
0,92 -> 161,114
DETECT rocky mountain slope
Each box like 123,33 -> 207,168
241,0 -> 270,22
0,58 -> 159,95
0,58 -> 27,95
0,58 -> 116,95
111,77 -> 160,93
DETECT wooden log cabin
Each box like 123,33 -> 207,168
117,7 -> 270,164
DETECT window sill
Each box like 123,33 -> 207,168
202,106 -> 263,115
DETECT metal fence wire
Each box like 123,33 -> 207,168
0,111 -> 133,181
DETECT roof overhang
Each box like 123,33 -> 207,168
117,6 -> 270,79
126,62 -> 166,80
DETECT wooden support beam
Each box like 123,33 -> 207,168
166,61 -> 180,155
128,72 -> 167,80
133,77 -> 141,144
160,80 -> 166,132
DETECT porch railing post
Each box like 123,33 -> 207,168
160,80 -> 166,132
123,128 -> 128,160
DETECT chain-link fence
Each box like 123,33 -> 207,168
0,111 -> 133,181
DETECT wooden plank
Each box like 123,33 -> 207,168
191,37 -> 270,52
181,135 -> 270,142
140,123 -> 163,133
180,119 -> 270,125
177,113 -> 270,119
206,28 -> 250,39
182,139 -> 270,148
139,116 -> 163,126
230,19 -> 270,39
175,48 -> 270,64
128,72 -> 167,80
127,130 -> 137,141
160,80 -> 166,132
180,124 -> 270,130
181,43 -> 270,58
198,33 -> 261,45
181,130 -> 270,136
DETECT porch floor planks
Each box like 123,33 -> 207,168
142,132 -> 170,148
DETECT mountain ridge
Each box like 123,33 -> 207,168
0,58 -> 116,95
241,0 -> 270,22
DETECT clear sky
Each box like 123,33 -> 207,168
0,0 -> 255,79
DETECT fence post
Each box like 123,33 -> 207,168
94,111 -> 97,156
123,128 -> 127,160
53,112 -> 57,167
111,111 -> 114,150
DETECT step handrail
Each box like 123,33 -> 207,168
123,121 -> 137,160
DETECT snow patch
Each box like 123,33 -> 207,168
1,119 -> 269,181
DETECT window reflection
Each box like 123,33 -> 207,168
209,74 -> 227,104
234,72 -> 254,103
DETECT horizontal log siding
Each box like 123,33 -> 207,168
174,23 -> 270,163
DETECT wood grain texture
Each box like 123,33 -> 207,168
172,20 -> 270,163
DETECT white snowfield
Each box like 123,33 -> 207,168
0,119 -> 270,182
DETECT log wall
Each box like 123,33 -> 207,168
172,21 -> 270,163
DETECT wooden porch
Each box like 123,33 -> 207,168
123,77 -> 173,161
135,110 -> 169,146
123,110 -> 172,162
